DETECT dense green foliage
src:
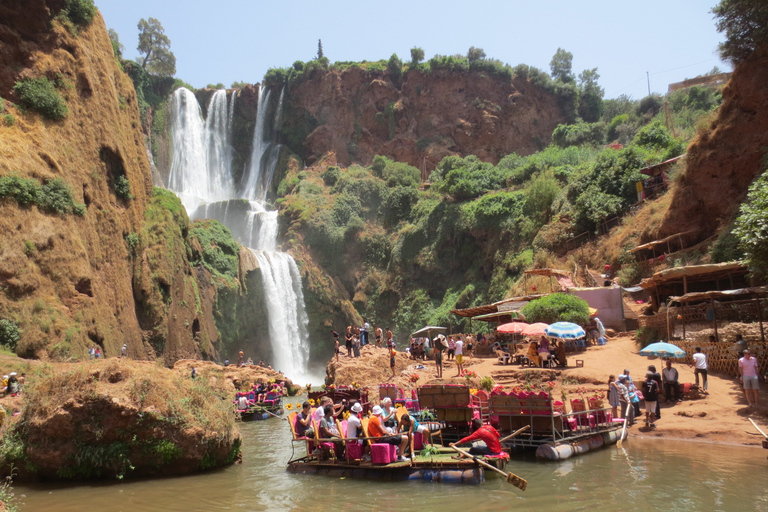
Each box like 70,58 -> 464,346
734,169 -> 768,278
520,293 -> 590,325
13,77 -> 68,120
113,175 -> 134,200
188,219 -> 240,281
0,319 -> 21,351
0,175 -> 86,215
63,0 -> 96,26
712,0 -> 768,64
137,17 -> 176,77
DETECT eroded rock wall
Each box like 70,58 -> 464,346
657,46 -> 768,243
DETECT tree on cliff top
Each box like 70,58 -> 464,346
137,17 -> 176,76
713,0 -> 768,64
410,47 -> 425,64
317,39 -> 324,59
467,46 -> 486,62
550,48 -> 575,83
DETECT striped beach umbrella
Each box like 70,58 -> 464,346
545,322 -> 586,339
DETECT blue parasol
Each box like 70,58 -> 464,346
639,341 -> 686,358
545,322 -> 586,339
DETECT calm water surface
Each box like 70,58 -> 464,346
16,418 -> 767,512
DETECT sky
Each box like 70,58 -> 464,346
96,0 -> 729,100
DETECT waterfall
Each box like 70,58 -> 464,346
251,249 -> 310,378
168,88 -> 235,214
241,86 -> 284,202
168,86 -> 312,381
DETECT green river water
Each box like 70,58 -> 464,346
14,418 -> 767,512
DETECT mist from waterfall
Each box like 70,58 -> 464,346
167,86 -> 311,381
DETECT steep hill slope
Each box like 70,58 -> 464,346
0,2 -> 263,363
657,45 -> 768,244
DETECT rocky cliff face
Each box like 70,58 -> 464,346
281,66 -> 566,171
657,46 -> 768,243
0,2 -> 240,361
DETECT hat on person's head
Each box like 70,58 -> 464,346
382,397 -> 392,405
9,372 -> 16,376
433,336 -> 440,341
351,402 -> 363,413
371,405 -> 383,416
2,376 -> 7,380
617,375 -> 627,382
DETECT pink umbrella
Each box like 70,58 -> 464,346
497,322 -> 529,334
522,323 -> 550,337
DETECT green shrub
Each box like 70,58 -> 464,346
188,219 -> 240,281
635,326 -> 659,349
113,175 -> 133,200
23,240 -> 35,256
3,114 -> 16,126
14,78 -> 68,120
0,175 -> 84,215
321,166 -> 340,186
0,319 -> 21,351
520,293 -> 590,325
64,0 -> 96,25
125,232 -> 140,253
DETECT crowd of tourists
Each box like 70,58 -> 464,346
293,394 -> 503,461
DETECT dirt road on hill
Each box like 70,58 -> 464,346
328,336 -> 768,449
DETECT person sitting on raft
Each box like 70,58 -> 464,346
380,397 -> 397,428
295,401 -> 312,437
369,405 -> 410,462
319,405 -> 343,458
450,418 -> 503,457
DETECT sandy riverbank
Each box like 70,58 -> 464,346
324,336 -> 768,448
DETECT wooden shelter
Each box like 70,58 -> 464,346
451,295 -> 545,331
523,268 -> 575,293
639,262 -> 750,311
629,230 -> 697,260
669,287 -> 768,342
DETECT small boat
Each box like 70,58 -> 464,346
287,447 -> 506,485
235,390 -> 283,421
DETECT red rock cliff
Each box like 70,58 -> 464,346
283,66 -> 566,170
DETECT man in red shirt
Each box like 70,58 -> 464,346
450,419 -> 502,456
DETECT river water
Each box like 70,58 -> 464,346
16,418 -> 766,512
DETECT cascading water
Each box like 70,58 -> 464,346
167,86 -> 311,380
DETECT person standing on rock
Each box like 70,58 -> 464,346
353,335 -> 361,358
386,328 -> 393,347
375,326 -> 383,348
345,326 -> 353,357
362,320 -> 370,347
238,350 -> 244,366
739,349 -> 760,407
121,344 -> 127,358
662,360 -> 680,403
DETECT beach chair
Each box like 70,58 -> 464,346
496,349 -> 511,365
312,419 -> 339,462
337,419 -> 363,461
361,417 -> 396,464
288,412 -> 317,461
569,399 -> 596,428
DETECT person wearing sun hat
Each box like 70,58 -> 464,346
369,405 -> 410,461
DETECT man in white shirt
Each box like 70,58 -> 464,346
454,338 -> 465,376
691,346 -> 709,394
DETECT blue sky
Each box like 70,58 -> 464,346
97,0 -> 728,99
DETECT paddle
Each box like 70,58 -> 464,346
449,444 -> 527,491
617,401 -> 631,448
264,409 -> 288,421
499,425 -> 530,443
748,417 -> 768,439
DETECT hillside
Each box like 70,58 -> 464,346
0,2 -> 269,364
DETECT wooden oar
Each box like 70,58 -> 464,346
748,417 -> 768,439
449,445 -> 527,491
500,425 -> 530,443
617,401 -> 631,448
264,409 -> 288,421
